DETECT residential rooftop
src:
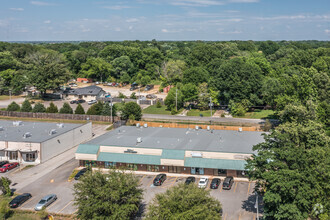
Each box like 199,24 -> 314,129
0,120 -> 86,143
64,85 -> 103,96
85,126 -> 265,154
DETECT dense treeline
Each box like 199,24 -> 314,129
0,40 -> 329,122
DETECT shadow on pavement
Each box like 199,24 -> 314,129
242,194 -> 264,214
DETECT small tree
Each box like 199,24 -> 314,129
32,102 -> 46,113
101,102 -> 117,116
118,92 -> 127,99
6,101 -> 20,112
73,170 -> 143,220
20,99 -> 32,112
146,183 -> 222,219
46,102 -> 58,113
59,102 -> 73,114
0,177 -> 12,196
156,100 -> 162,108
121,102 -> 142,121
0,199 -> 12,219
130,92 -> 136,99
86,101 -> 103,115
75,103 -> 85,114
86,105 -> 98,115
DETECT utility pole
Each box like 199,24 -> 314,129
175,88 -> 178,112
9,89 -> 12,100
255,192 -> 259,220
209,97 -> 212,117
110,96 -> 113,123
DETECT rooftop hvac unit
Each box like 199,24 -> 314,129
49,129 -> 57,135
191,152 -> 203,158
13,121 -> 23,126
195,125 -> 199,130
238,127 -> 243,132
57,123 -> 64,128
207,126 -> 210,131
144,123 -> 148,128
23,132 -> 32,138
137,137 -> 142,143
0,126 -> 3,131
136,123 -> 140,128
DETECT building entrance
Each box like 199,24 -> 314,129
191,167 -> 204,175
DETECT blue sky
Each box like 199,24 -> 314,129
0,0 -> 329,41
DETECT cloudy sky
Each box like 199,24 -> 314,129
0,0 -> 329,41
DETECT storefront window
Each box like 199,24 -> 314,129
8,151 -> 18,160
85,160 -> 96,167
25,153 -> 36,162
147,165 -> 159,172
105,162 -> 116,168
218,169 -> 227,176
237,170 -> 247,177
127,163 -> 138,171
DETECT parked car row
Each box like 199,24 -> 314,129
0,162 -> 19,173
70,99 -> 86,104
152,174 -> 234,190
8,193 -> 57,210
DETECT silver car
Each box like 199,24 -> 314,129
34,194 -> 57,211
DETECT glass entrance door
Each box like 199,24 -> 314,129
191,167 -> 196,174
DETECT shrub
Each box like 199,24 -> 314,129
32,102 -> 46,113
46,102 -> 58,113
59,102 -> 73,114
130,92 -> 136,99
118,92 -> 127,99
156,100 -> 162,108
6,101 -> 20,112
75,104 -> 85,114
20,99 -> 32,112
121,102 -> 142,121
0,177 -> 12,196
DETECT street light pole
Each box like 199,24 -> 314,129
255,192 -> 259,220
209,97 -> 212,117
9,89 -> 12,100
110,96 -> 113,124
175,88 -> 178,112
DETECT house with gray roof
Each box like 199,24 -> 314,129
76,125 -> 265,177
63,85 -> 106,101
0,120 -> 92,164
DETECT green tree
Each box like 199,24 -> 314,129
73,170 -> 143,220
80,57 -> 112,82
26,50 -> 71,95
20,99 -> 32,112
86,101 -> 103,115
6,101 -> 20,112
156,100 -> 162,108
182,67 -> 209,85
246,121 -> 330,219
32,102 -> 46,113
197,83 -> 209,110
101,102 -> 117,116
0,177 -> 12,196
229,99 -> 251,117
0,199 -> 12,219
121,102 -> 142,121
75,103 -> 85,115
140,75 -> 151,86
182,83 -> 198,103
130,92 -> 136,99
146,183 -> 222,219
164,87 -> 183,111
111,56 -> 135,79
46,102 -> 58,113
59,102 -> 73,114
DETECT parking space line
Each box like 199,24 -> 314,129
147,176 -> 155,186
223,213 -> 227,220
47,198 -> 60,210
57,200 -> 73,214
253,214 -> 256,220
139,175 -> 146,183
20,197 -> 36,208
220,183 -> 223,192
247,181 -> 251,195
239,212 -> 242,220
233,182 -> 238,193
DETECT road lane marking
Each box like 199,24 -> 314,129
253,214 -> 256,220
220,183 -> 223,192
57,201 -> 73,214
233,182 -> 238,193
247,182 -> 251,195
238,212 -> 242,220
223,213 -> 227,220
50,179 -> 54,183
139,174 -> 146,184
147,176 -> 155,187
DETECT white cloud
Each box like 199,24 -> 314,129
170,0 -> 224,7
10,8 -> 24,11
228,0 -> 259,3
102,5 -> 132,10
115,27 -> 121,32
126,18 -> 139,23
219,30 -> 242,34
129,26 -> 133,30
30,1 -> 56,6
325,29 -> 330,34
44,20 -> 51,24
162,29 -> 169,33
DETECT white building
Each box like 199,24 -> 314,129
0,120 -> 92,164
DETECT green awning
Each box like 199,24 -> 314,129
97,152 -> 161,165
161,149 -> 185,160
76,144 -> 100,154
184,157 -> 247,170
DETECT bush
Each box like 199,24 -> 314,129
130,92 -> 136,99
38,208 -> 49,220
32,102 -> 46,113
118,92 -> 127,99
0,199 -> 12,219
156,100 -> 162,108
121,102 -> 142,121
75,103 -> 85,114
86,101 -> 103,115
6,101 -> 20,112
20,99 -> 32,112
171,108 -> 177,115
59,102 -> 73,114
46,102 -> 58,113
0,177 -> 12,196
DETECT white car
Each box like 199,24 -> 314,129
88,100 -> 97,105
198,177 -> 209,188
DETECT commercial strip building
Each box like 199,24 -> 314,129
76,125 -> 265,177
0,120 -> 92,164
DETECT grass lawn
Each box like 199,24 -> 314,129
236,110 -> 276,119
142,105 -> 172,115
187,109 -> 214,117
0,95 -> 21,101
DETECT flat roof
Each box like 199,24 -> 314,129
0,120 -> 86,143
85,126 -> 265,154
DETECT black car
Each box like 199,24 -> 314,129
222,176 -> 234,190
185,176 -> 196,185
210,178 -> 221,189
153,174 -> 167,186
144,84 -> 154,91
74,168 -> 87,180
9,193 -> 32,208
77,99 -> 85,103
0,161 -> 9,167
70,100 -> 77,104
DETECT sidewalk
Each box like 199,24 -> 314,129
92,168 -> 253,182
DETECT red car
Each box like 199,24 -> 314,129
0,162 -> 19,173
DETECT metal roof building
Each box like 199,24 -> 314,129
76,126 -> 265,177
0,120 -> 92,164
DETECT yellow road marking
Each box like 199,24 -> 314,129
50,179 -> 54,183
233,182 -> 238,193
57,201 -> 73,214
139,174 -> 146,183
238,212 -> 242,220
147,176 -> 155,186
47,198 -> 60,210
223,213 -> 227,220
253,214 -> 256,220
170,177 -> 178,187
247,182 -> 251,195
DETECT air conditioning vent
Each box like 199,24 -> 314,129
13,121 -> 23,126
191,152 -> 203,158
137,137 -> 142,143
23,132 -> 32,138
57,123 -> 64,128
49,129 -> 57,135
